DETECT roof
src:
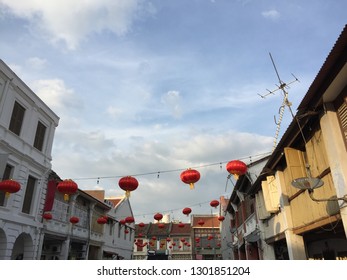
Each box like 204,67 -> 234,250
191,215 -> 220,228
106,197 -> 123,207
83,190 -> 105,202
147,223 -> 171,237
297,24 -> 347,112
170,223 -> 191,235
77,189 -> 111,210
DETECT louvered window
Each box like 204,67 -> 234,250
336,95 -> 347,149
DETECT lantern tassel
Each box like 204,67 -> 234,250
5,192 -> 10,198
125,190 -> 130,198
233,174 -> 239,180
64,194 -> 69,201
189,183 -> 194,190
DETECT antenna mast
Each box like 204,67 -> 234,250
259,52 -> 299,150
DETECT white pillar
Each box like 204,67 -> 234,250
320,103 -> 347,238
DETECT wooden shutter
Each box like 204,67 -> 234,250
336,96 -> 347,147
261,176 -> 280,213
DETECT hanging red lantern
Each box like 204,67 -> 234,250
138,222 -> 145,228
43,212 -> 52,220
154,213 -> 163,222
97,217 -> 107,225
119,219 -> 126,226
158,223 -> 165,229
138,232 -> 143,237
125,216 -> 135,224
57,179 -> 78,201
198,219 -> 205,226
0,179 -> 21,197
182,207 -> 192,216
118,176 -> 138,197
218,216 -> 225,222
180,168 -> 200,190
70,216 -> 79,224
210,200 -> 219,208
178,222 -> 185,228
226,160 -> 247,180
166,237 -> 171,242
152,236 -> 157,240
124,229 -> 129,234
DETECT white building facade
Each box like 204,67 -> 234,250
0,59 -> 59,259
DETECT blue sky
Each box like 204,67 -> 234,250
1,0 -> 346,223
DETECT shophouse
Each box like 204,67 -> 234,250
249,24 -> 347,260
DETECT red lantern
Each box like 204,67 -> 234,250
182,207 -> 192,216
152,236 -> 157,240
226,160 -> 247,180
138,222 -> 145,228
118,176 -> 138,197
124,229 -> 129,234
119,219 -> 126,226
210,200 -> 219,208
43,212 -> 52,220
97,217 -> 107,224
198,219 -> 205,226
158,223 -> 165,229
0,179 -> 21,197
178,222 -> 185,228
218,216 -> 225,222
138,233 -> 143,237
166,237 -> 171,242
70,216 -> 79,224
57,179 -> 78,201
125,216 -> 135,224
180,168 -> 200,190
154,213 -> 163,222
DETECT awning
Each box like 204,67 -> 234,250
245,229 -> 260,243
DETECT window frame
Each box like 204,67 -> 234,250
9,101 -> 26,136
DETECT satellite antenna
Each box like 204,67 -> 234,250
258,52 -> 299,150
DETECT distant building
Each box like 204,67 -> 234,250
133,221 -> 193,260
191,214 -> 222,260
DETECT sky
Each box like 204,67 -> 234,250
0,0 -> 346,223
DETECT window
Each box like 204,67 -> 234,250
33,121 -> 46,151
336,96 -> 347,148
9,101 -> 25,136
0,164 -> 13,206
22,175 -> 36,214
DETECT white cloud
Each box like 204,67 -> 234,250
30,79 -> 81,112
26,57 -> 47,70
0,0 -> 146,49
161,90 -> 183,119
262,9 -> 280,20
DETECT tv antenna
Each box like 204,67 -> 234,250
259,52 -> 299,150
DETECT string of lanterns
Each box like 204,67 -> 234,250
1,157 -> 252,228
